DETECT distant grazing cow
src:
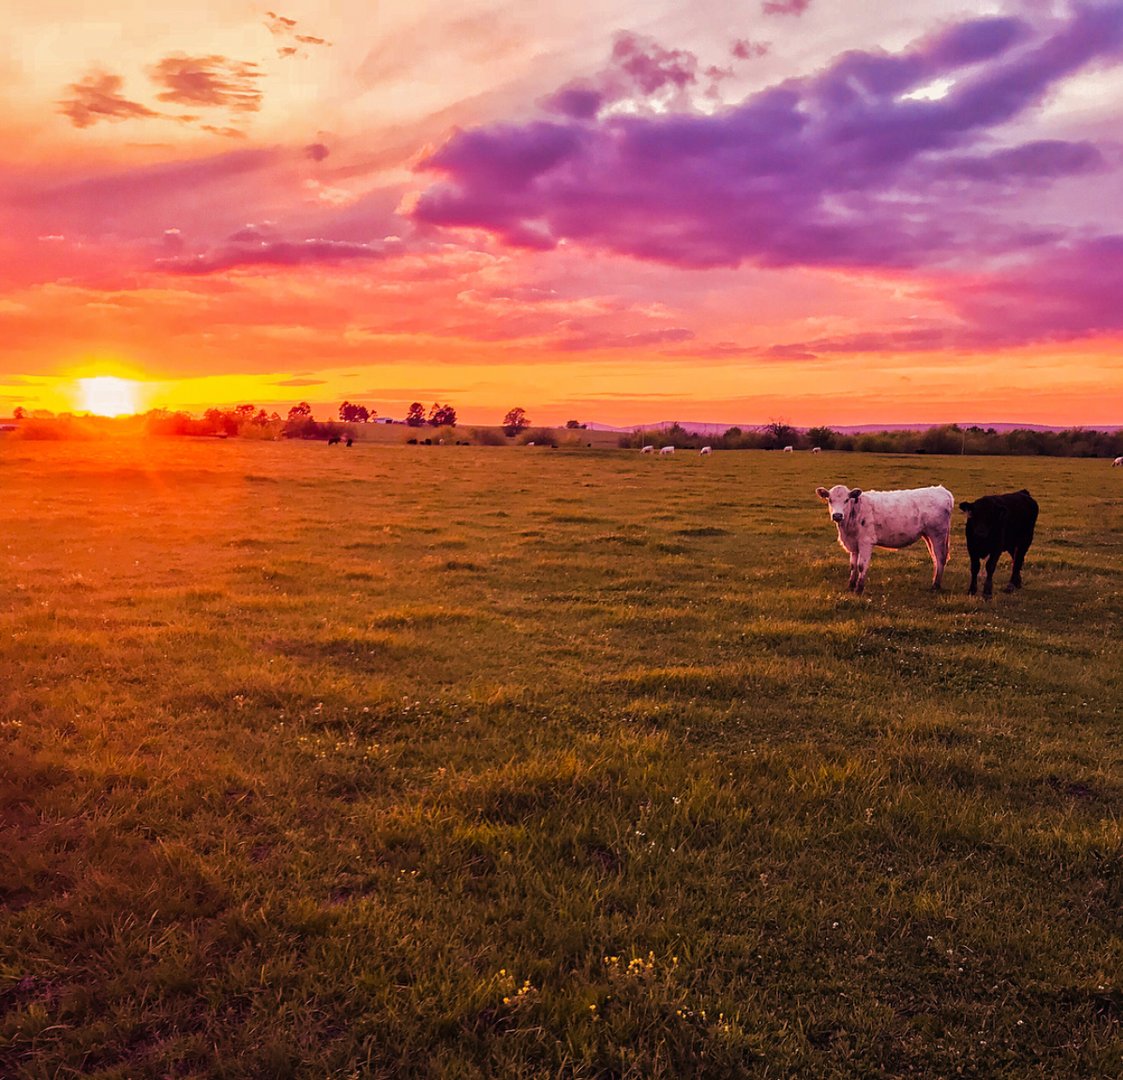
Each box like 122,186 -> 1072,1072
783,445 -> 794,453
526,441 -> 535,447
641,445 -> 655,454
1114,456 -> 1123,467
327,435 -> 341,445
815,484 -> 953,594
959,489 -> 1039,598
660,446 -> 675,455
811,446 -> 822,454
699,446 -> 712,455
345,436 -> 353,447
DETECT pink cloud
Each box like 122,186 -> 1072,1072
543,31 -> 728,119
555,325 -> 695,352
762,0 -> 812,16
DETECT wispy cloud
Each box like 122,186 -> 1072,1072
159,235 -> 401,275
57,72 -> 159,128
150,55 -> 264,114
265,9 -> 332,58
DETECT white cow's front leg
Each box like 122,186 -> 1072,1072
847,546 -> 860,591
854,542 -> 874,595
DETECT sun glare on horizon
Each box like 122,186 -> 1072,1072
78,376 -> 141,417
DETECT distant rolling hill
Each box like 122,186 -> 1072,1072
585,420 -> 1123,435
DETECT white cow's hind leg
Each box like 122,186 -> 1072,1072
926,528 -> 950,590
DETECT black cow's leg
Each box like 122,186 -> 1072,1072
1007,546 -> 1027,591
982,552 -> 1000,598
968,555 -> 980,596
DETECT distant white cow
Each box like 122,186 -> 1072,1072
811,446 -> 822,454
641,445 -> 655,454
526,442 -> 535,447
660,446 -> 675,456
783,445 -> 794,453
1114,456 -> 1123,467
699,446 -> 712,456
815,483 -> 954,595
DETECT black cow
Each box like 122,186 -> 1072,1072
959,489 -> 1039,597
327,435 -> 341,446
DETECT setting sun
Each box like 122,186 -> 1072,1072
78,376 -> 141,417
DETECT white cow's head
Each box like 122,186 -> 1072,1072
815,484 -> 862,524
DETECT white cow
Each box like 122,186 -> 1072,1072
699,446 -> 712,455
815,483 -> 954,595
659,445 -> 675,455
1114,456 -> 1123,467
783,445 -> 794,453
641,445 -> 655,454
811,446 -> 822,454
526,441 -> 535,447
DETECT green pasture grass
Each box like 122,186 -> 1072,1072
1,440 -> 1121,1078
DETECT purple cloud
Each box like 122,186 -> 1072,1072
731,39 -> 770,61
413,5 -> 1123,281
762,237 -> 1123,357
932,140 -> 1104,184
542,31 -> 712,118
950,236 -> 1123,345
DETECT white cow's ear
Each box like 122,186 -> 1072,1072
815,486 -> 829,500
848,488 -> 862,500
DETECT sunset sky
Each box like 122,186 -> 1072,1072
2,0 -> 1122,425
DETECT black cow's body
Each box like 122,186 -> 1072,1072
959,489 -> 1039,597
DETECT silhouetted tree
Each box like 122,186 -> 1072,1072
253,408 -> 271,425
287,402 -> 312,421
12,406 -> 25,420
233,404 -> 256,421
405,402 -> 427,427
203,407 -> 238,436
765,419 -> 797,449
339,401 -> 371,423
807,425 -> 836,449
565,419 -> 587,429
502,407 -> 529,437
428,403 -> 457,427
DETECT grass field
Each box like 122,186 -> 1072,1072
1,439 -> 1121,1078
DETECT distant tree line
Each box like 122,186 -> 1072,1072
14,402 -> 1117,457
620,422 -> 1123,457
